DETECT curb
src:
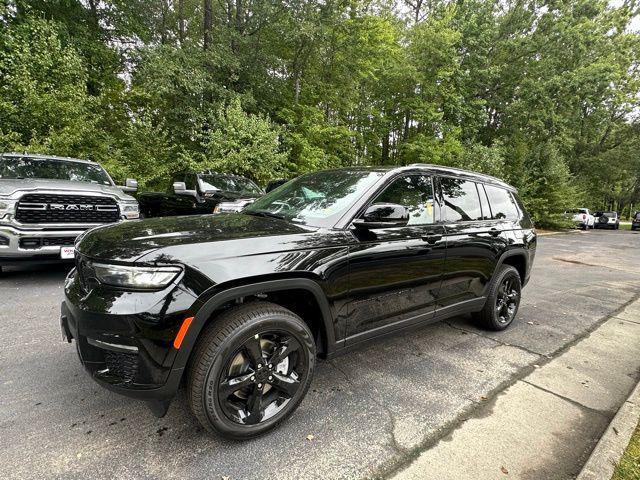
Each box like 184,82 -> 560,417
577,379 -> 640,480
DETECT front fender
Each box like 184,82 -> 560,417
172,278 -> 337,372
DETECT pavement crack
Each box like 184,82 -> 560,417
444,321 -> 547,358
613,315 -> 640,326
328,359 -> 408,456
521,380 -> 611,418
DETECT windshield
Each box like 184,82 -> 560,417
244,169 -> 385,228
199,174 -> 262,195
0,156 -> 113,185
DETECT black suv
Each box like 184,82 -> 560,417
61,165 -> 536,439
136,171 -> 264,218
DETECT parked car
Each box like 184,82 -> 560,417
593,211 -> 620,229
565,208 -> 594,230
137,171 -> 264,218
61,164 -> 536,439
0,152 -> 138,269
632,212 -> 640,231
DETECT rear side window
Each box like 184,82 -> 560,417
484,185 -> 519,220
439,178 -> 483,222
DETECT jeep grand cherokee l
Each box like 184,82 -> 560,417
61,165 -> 536,439
0,153 -> 139,269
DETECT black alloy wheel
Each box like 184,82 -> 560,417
187,302 -> 315,439
495,276 -> 520,325
473,264 -> 522,331
217,330 -> 306,426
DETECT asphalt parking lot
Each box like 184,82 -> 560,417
1,229 -> 639,480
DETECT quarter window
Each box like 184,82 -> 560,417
373,175 -> 435,225
440,178 -> 483,222
484,185 -> 519,220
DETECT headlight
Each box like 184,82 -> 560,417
0,198 -> 15,218
120,202 -> 139,220
93,264 -> 181,289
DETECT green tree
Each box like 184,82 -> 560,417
199,99 -> 288,183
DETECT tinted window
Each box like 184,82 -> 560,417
185,173 -> 197,190
484,185 -> 519,220
373,175 -> 434,225
440,178 -> 482,222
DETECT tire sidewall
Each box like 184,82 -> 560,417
199,312 -> 315,438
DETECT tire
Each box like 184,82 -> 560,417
187,301 -> 315,439
473,265 -> 522,331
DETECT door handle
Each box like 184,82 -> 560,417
421,234 -> 442,244
489,228 -> 501,237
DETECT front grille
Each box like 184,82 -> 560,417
19,236 -> 76,249
104,351 -> 138,384
15,193 -> 119,224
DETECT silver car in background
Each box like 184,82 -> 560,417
0,153 -> 139,268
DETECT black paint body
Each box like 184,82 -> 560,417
61,165 -> 536,404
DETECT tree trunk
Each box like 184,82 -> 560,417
203,0 -> 213,50
382,132 -> 390,164
178,0 -> 186,45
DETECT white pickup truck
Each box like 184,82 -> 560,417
566,208 -> 595,230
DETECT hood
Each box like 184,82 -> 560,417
77,213 -> 324,263
0,178 -> 135,201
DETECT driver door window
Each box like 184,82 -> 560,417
371,175 -> 435,225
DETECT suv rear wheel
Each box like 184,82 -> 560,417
473,265 -> 522,331
187,301 -> 315,439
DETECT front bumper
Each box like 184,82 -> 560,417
0,224 -> 85,262
62,266 -> 200,401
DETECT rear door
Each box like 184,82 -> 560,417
436,177 -> 507,315
345,174 -> 446,342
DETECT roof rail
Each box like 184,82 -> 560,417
407,163 -> 513,190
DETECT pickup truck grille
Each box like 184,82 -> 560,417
15,193 -> 120,224
19,236 -> 77,249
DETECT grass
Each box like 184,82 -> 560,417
611,419 -> 640,480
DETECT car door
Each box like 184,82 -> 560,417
436,177 -> 508,315
345,174 -> 446,342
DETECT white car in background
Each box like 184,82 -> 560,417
566,208 -> 595,230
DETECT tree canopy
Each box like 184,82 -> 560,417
1,0 -> 639,227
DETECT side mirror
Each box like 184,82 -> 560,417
173,182 -> 197,198
353,203 -> 409,229
121,178 -> 138,193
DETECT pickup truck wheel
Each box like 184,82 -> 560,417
187,301 -> 315,439
473,265 -> 521,331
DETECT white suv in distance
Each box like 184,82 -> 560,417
594,211 -> 620,230
566,208 -> 594,230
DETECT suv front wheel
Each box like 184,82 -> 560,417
473,265 -> 522,331
187,301 -> 315,439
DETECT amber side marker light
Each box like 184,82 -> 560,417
173,316 -> 194,349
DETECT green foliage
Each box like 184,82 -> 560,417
199,99 -> 288,184
1,0 -> 639,226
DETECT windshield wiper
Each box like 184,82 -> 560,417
245,210 -> 286,220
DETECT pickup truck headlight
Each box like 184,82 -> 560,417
120,202 -> 140,220
93,264 -> 181,289
0,198 -> 16,218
